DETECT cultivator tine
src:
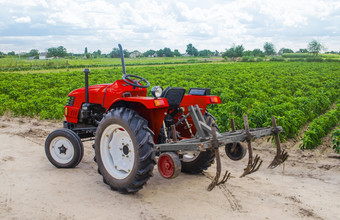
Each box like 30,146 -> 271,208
240,115 -> 263,177
207,127 -> 231,191
268,116 -> 289,169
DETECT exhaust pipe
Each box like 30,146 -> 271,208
118,44 -> 126,75
80,68 -> 91,122
83,68 -> 90,103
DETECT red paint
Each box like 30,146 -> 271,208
158,154 -> 175,178
64,78 -> 220,142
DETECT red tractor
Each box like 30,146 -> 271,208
45,44 -> 288,193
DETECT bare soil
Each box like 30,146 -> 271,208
0,116 -> 339,220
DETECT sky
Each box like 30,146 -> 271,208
0,0 -> 339,54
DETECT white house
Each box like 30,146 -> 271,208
130,51 -> 143,58
39,52 -> 48,59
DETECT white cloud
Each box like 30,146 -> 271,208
0,0 -> 339,53
13,16 -> 31,23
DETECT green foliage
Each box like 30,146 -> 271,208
157,48 -> 174,57
0,57 -> 211,72
252,49 -> 265,57
306,57 -> 323,62
278,48 -> 294,55
47,46 -> 67,58
241,56 -> 255,62
28,49 -> 39,57
198,49 -> 212,57
186,44 -> 198,56
281,53 -> 312,58
223,44 -> 244,58
264,42 -> 276,55
332,129 -> 340,153
269,57 -> 285,61
0,62 -> 339,141
300,105 -> 340,150
298,49 -> 308,53
308,40 -> 325,56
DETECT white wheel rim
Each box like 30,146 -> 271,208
182,152 -> 199,162
100,124 -> 135,180
50,137 -> 75,164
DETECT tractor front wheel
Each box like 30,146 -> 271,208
94,108 -> 156,194
45,128 -> 84,168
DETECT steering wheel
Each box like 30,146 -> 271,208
122,74 -> 150,88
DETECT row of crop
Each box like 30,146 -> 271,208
1,62 -> 339,140
300,104 -> 340,149
0,59 -> 209,72
240,56 -> 340,62
332,129 -> 340,153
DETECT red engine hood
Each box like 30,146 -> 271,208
69,84 -> 109,106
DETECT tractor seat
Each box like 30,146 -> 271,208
160,87 -> 186,111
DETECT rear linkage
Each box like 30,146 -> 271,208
155,105 -> 289,191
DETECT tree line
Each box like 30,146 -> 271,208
0,40 -> 337,59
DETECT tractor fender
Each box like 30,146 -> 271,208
107,97 -> 169,142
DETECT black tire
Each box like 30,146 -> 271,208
180,111 -> 218,174
225,142 -> 247,161
45,128 -> 84,168
94,107 -> 156,194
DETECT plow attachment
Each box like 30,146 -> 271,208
155,105 -> 288,191
240,115 -> 263,177
267,116 -> 289,169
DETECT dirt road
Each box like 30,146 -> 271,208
0,116 -> 339,220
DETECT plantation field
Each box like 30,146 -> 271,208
0,57 -> 214,71
0,62 -> 339,143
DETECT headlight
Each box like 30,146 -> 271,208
151,86 -> 163,98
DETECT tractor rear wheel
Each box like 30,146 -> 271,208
180,111 -> 217,174
45,128 -> 84,168
94,107 -> 156,194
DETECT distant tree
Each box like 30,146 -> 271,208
8,51 -> 15,56
109,48 -> 120,58
278,48 -> 294,55
143,50 -> 156,57
109,47 -> 129,58
297,48 -> 308,53
222,44 -> 244,58
28,49 -> 39,57
234,45 -> 244,57
198,49 -> 212,57
163,47 -> 173,57
57,46 -> 67,57
213,50 -> 220,56
47,46 -> 67,57
325,51 -> 338,54
263,42 -> 276,55
0,51 -> 4,58
123,49 -> 130,58
47,48 -> 57,57
252,49 -> 264,57
243,50 -> 253,57
173,49 -> 181,57
186,43 -> 198,56
84,47 -> 88,54
156,49 -> 164,57
308,40 -> 325,56
92,49 -> 101,58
